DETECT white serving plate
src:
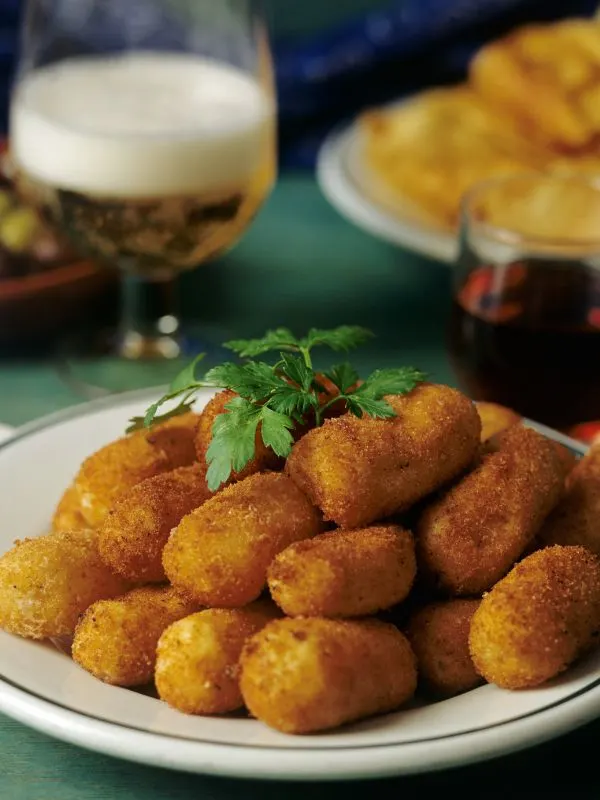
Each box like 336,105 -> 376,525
0,388 -> 595,781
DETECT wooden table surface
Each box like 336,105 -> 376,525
0,174 -> 598,799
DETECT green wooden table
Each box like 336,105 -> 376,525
0,174 -> 598,798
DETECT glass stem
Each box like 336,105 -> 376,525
117,273 -> 182,360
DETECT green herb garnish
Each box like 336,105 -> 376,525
127,326 -> 426,491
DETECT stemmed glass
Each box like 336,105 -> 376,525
10,0 -> 276,391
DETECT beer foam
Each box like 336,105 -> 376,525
10,53 -> 273,198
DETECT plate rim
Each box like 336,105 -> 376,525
316,120 -> 457,264
2,671 -> 600,781
0,389 -> 594,781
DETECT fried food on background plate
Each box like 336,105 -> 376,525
475,401 -> 521,443
194,390 -> 283,484
470,20 -> 600,150
163,472 -> 324,607
359,19 -> 600,229
74,413 -> 200,527
97,464 -> 213,583
72,585 -> 199,687
286,384 -> 481,529
469,545 -> 600,689
155,600 -> 280,715
417,424 -> 568,595
406,599 -> 482,697
52,483 -> 88,532
240,617 -> 417,734
360,86 -> 549,227
540,445 -> 600,556
267,524 -> 416,618
0,529 -> 130,639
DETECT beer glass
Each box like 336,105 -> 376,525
10,0 -> 275,387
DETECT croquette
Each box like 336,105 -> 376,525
469,545 -> 600,689
475,401 -> 521,442
74,413 -> 200,527
268,524 -> 416,617
155,601 -> 280,714
540,445 -> 600,556
406,599 -> 482,696
417,424 -> 568,595
240,617 -> 417,734
163,472 -> 324,606
72,585 -> 199,686
0,529 -> 130,639
286,384 -> 481,529
98,464 -> 212,582
52,483 -> 87,532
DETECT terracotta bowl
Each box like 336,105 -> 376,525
0,260 -> 118,343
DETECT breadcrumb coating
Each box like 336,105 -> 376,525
268,524 -> 416,617
240,617 -> 417,734
469,545 -> 600,689
286,384 -> 481,529
417,424 -> 567,595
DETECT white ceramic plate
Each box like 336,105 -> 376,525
0,389 -> 596,781
0,423 -> 14,443
317,114 -> 457,264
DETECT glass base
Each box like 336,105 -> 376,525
54,327 -> 214,399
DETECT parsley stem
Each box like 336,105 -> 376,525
314,393 -> 348,427
300,347 -> 313,370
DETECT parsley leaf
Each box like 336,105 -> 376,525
204,362 -> 287,402
352,367 -> 427,400
126,393 -> 197,434
267,384 -> 316,418
130,325 -> 427,492
260,407 -> 296,457
300,326 -> 373,353
345,395 -> 396,419
126,354 -> 206,432
206,400 -> 296,490
168,354 -> 206,393
325,363 -> 360,394
206,397 -> 262,490
277,352 -> 314,392
224,328 -> 299,358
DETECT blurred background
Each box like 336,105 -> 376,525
2,0 -> 600,434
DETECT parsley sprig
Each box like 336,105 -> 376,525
127,326 -> 426,491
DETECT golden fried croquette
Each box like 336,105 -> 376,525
240,617 -> 417,734
406,599 -> 482,697
267,524 -> 416,617
97,464 -> 212,583
163,472 -> 324,607
0,529 -> 129,639
52,483 -> 87,532
72,585 -> 198,686
155,600 -> 280,715
74,414 -> 200,527
475,401 -> 521,442
195,390 -> 283,483
540,445 -> 600,556
286,384 -> 481,529
551,443 -> 578,477
417,424 -> 567,595
469,545 -> 600,689
146,412 -> 200,468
